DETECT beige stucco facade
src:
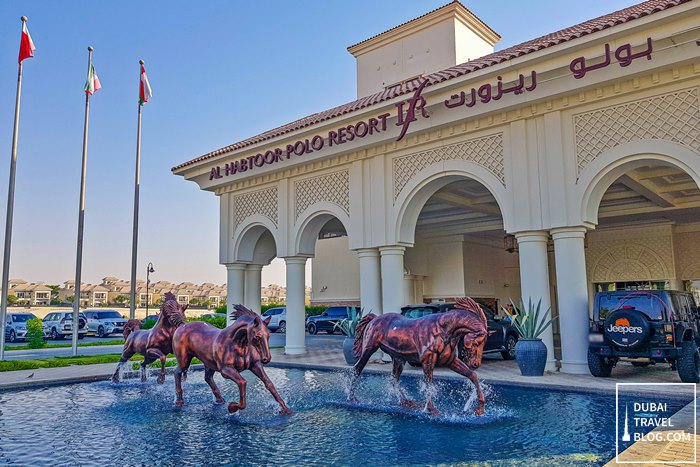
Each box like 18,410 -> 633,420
174,1 -> 700,373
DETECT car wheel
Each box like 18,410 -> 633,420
307,322 -> 317,335
51,328 -> 63,340
78,333 -> 85,340
587,349 -> 614,377
278,321 -> 286,334
677,341 -> 700,383
501,334 -> 517,360
97,326 -> 106,338
8,330 -> 16,343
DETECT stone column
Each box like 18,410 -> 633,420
356,248 -> 382,315
379,246 -> 405,314
515,231 -> 557,371
284,257 -> 307,355
244,264 -> 263,314
552,227 -> 590,374
225,263 -> 246,326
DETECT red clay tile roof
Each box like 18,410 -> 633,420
172,0 -> 690,172
346,0 -> 500,52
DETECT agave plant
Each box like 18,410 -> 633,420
333,307 -> 364,337
503,298 -> 557,340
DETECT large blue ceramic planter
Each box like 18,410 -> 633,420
515,338 -> 547,376
343,337 -> 358,365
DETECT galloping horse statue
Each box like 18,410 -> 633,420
172,304 -> 291,415
350,297 -> 489,416
111,292 -> 188,384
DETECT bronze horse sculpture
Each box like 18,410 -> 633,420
111,292 -> 188,384
350,297 -> 489,416
172,304 -> 291,415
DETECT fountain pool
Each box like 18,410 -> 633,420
0,367 -> 690,466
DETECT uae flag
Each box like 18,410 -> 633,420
139,64 -> 152,105
18,21 -> 36,63
84,63 -> 101,95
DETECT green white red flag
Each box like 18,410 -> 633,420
84,63 -> 101,95
18,21 -> 36,63
139,64 -> 152,105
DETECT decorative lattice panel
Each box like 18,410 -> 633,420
675,231 -> 700,280
586,231 -> 674,282
295,170 -> 350,219
234,186 -> 278,227
574,87 -> 700,176
393,133 -> 504,201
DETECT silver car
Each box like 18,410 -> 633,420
262,307 -> 287,333
42,311 -> 88,340
4,312 -> 40,343
83,310 -> 128,337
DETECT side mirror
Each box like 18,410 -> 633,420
322,312 -> 328,316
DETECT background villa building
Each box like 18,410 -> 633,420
173,0 -> 699,374
2,279 -> 52,306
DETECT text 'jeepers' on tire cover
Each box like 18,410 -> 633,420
603,308 -> 652,349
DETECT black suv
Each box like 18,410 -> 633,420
306,306 -> 359,334
400,302 -> 519,360
588,290 -> 700,382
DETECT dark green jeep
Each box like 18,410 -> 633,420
588,290 -> 700,382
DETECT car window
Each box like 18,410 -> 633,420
598,294 -> 667,320
12,314 -> 34,323
44,313 -> 53,321
326,307 -> 347,317
97,311 -> 122,319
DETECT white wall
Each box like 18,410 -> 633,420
310,236 -> 360,303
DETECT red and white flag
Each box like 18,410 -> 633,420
84,63 -> 101,95
139,64 -> 152,105
18,21 -> 36,63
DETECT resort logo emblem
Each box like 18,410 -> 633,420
615,383 -> 696,464
395,79 -> 430,141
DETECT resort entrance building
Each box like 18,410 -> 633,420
173,0 -> 700,374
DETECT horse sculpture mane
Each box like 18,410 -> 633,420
161,298 -> 186,328
230,304 -> 258,320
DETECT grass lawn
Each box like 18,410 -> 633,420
0,346 -> 284,372
4,339 -> 123,351
0,353 -> 139,372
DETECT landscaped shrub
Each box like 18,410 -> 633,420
305,306 -> 328,317
25,318 -> 46,349
188,316 -> 227,329
140,318 -> 157,330
215,305 -> 226,314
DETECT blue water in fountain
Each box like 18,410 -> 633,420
0,368 -> 690,466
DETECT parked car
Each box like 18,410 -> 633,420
4,312 -> 40,343
588,289 -> 700,382
400,302 -> 519,360
200,312 -> 226,319
263,307 -> 287,333
306,306 -> 359,334
83,309 -> 128,337
42,311 -> 88,340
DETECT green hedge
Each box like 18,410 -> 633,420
26,318 -> 46,349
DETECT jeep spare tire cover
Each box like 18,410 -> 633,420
604,309 -> 651,349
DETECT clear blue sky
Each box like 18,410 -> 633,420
0,0 -> 641,287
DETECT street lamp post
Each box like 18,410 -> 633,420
146,262 -> 154,318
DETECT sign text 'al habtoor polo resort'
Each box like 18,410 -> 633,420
208,37 -> 654,181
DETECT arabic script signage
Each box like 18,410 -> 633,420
209,37 -> 654,181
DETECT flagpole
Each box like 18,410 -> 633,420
129,60 -> 144,320
0,17 -> 30,362
71,46 -> 94,357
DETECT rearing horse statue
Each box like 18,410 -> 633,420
350,297 -> 489,416
172,304 -> 291,415
111,292 -> 188,384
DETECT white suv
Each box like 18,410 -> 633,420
42,312 -> 88,340
83,310 -> 128,337
262,307 -> 287,333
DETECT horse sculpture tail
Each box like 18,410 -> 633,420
354,313 -> 376,358
123,319 -> 141,339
